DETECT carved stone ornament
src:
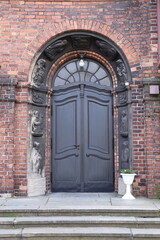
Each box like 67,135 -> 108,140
116,59 -> 127,86
32,90 -> 45,104
32,59 -> 46,87
30,141 -> 43,175
118,91 -> 128,105
31,111 -> 43,137
96,40 -> 118,61
71,35 -> 91,49
44,40 -> 68,61
122,141 -> 129,162
120,110 -> 128,137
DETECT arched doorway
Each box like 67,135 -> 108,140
52,59 -> 113,192
28,31 -> 132,196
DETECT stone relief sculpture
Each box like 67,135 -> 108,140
71,35 -> 91,49
119,92 -> 127,105
116,59 -> 127,85
120,110 -> 128,137
32,90 -> 45,104
31,110 -> 43,137
32,59 -> 46,87
122,141 -> 130,162
45,40 -> 68,61
30,141 -> 42,175
96,40 -> 118,60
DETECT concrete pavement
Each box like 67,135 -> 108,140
0,192 -> 159,211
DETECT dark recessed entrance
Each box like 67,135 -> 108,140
51,59 -> 114,192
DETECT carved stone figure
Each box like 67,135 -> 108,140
32,59 -> 46,87
122,141 -> 129,162
31,111 -> 43,137
30,141 -> 42,174
32,90 -> 45,104
71,36 -> 91,49
45,40 -> 68,61
120,110 -> 128,137
96,40 -> 118,60
119,92 -> 127,105
116,59 -> 127,85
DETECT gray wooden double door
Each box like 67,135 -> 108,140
52,84 -> 114,192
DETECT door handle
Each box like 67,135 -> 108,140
74,144 -> 80,150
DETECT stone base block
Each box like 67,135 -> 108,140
28,177 -> 46,197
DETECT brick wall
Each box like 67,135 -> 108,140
0,81 -> 15,194
0,0 -> 159,197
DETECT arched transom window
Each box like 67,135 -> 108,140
53,59 -> 112,87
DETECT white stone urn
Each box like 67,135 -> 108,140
120,172 -> 136,200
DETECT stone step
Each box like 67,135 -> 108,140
0,227 -> 160,240
0,207 -> 159,217
0,216 -> 160,229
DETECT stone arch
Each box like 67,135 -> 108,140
19,20 -> 139,83
27,29 -> 133,196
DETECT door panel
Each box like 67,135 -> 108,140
54,156 -> 78,181
88,100 -> 109,154
86,156 -> 110,181
52,85 -> 113,192
56,101 -> 75,152
52,89 -> 81,192
84,88 -> 113,192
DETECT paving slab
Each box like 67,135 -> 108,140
111,197 -> 158,207
131,228 -> 160,237
16,215 -> 136,221
0,199 -> 7,206
22,226 -> 131,236
1,215 -> 160,228
0,228 -> 22,237
48,192 -> 117,198
44,201 -> 111,208
136,217 -> 160,224
0,206 -> 40,210
4,197 -> 48,206
0,217 -> 15,224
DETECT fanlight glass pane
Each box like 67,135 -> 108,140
54,59 -> 111,87
54,77 -> 65,86
66,62 -> 77,73
90,76 -> 97,83
58,68 -> 70,79
95,68 -> 107,79
85,72 -> 92,82
68,76 -> 74,83
99,77 -> 111,86
88,62 -> 99,73
72,72 -> 80,82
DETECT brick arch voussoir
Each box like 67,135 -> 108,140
24,19 -> 139,81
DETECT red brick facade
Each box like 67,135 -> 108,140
0,0 -> 160,197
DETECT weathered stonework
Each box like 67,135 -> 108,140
28,177 -> 46,197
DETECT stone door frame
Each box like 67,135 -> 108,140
28,31 -> 132,196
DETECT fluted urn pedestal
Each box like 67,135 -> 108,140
120,173 -> 136,199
